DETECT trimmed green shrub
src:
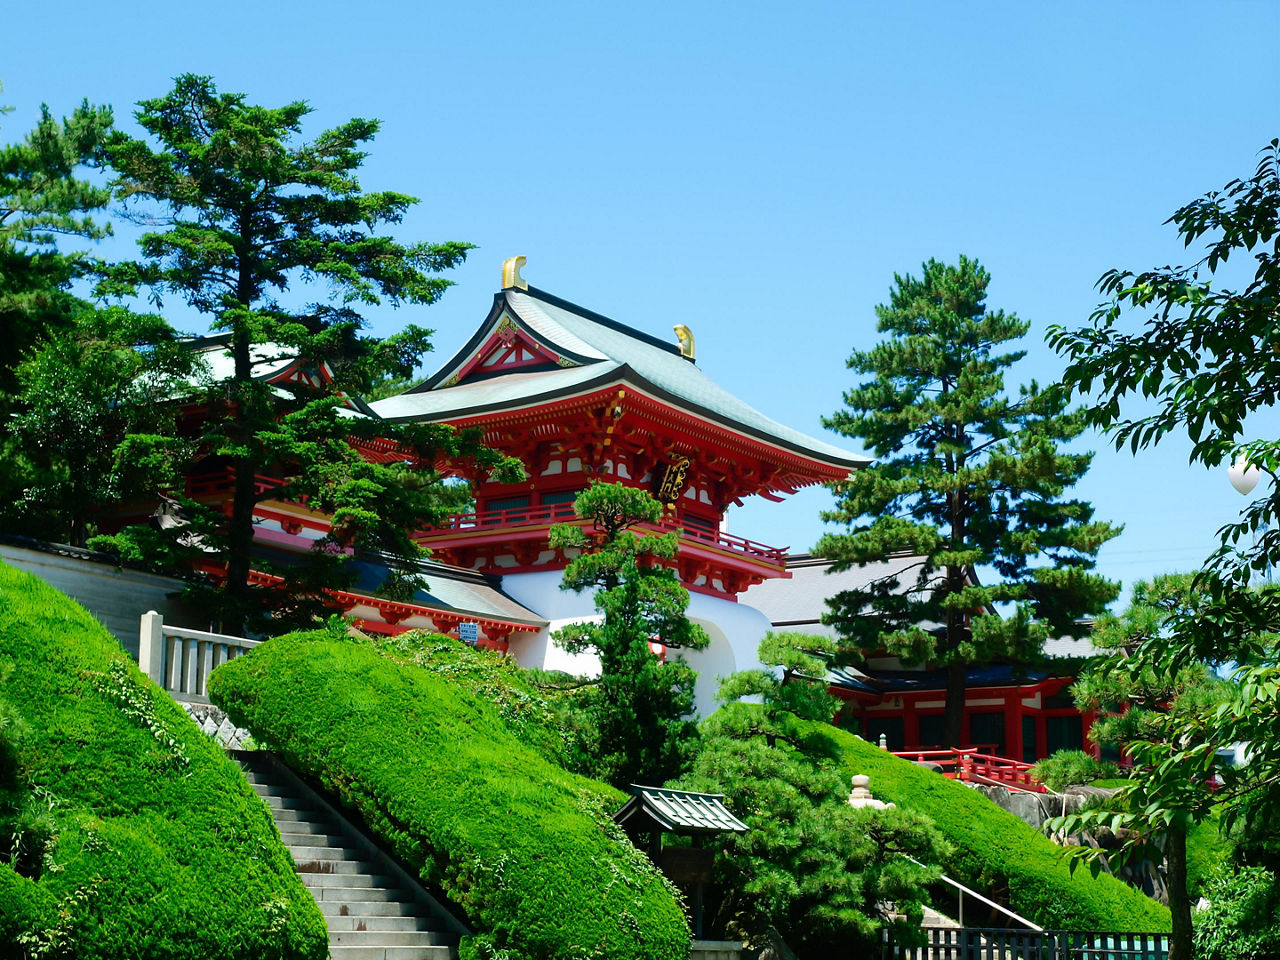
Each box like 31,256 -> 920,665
0,560 -> 327,960
1186,810 -> 1233,901
209,630 -> 691,960
826,725 -> 1170,931
366,630 -> 583,768
1030,750 -> 1125,792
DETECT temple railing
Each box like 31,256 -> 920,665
138,611 -> 259,704
421,503 -> 788,564
892,748 -> 1046,793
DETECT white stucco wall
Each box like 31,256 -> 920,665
501,570 -> 772,716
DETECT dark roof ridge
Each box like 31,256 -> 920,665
520,285 -> 691,361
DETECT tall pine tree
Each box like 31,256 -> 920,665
94,75 -> 519,633
550,482 -> 708,788
0,93 -> 114,401
817,256 -> 1119,747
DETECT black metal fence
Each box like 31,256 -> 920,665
882,928 -> 1170,960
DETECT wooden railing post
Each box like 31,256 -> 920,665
139,611 -> 165,684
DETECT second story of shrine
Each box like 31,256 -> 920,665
370,258 -> 869,599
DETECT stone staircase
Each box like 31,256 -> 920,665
233,750 -> 465,960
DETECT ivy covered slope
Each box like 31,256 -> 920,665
828,726 -> 1170,931
0,561 -> 327,960
208,629 -> 691,960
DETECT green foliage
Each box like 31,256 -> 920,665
2,307 -> 200,546
1194,866 -> 1280,960
1053,576 -> 1243,959
819,256 -> 1120,744
0,96 -> 114,401
551,481 -> 708,788
680,633 -> 944,953
207,631 -> 691,960
90,74 -> 521,632
1049,142 -> 1280,960
1048,139 -> 1280,588
0,560 -> 327,960
823,723 -> 1170,931
364,630 -> 587,768
1030,750 -> 1124,792
1186,810 -> 1233,902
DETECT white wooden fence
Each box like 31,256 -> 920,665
138,611 -> 259,703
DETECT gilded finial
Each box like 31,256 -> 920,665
673,324 -> 695,360
501,256 -> 529,291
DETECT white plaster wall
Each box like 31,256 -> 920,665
500,570 -> 772,716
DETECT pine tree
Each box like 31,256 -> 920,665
678,631 -> 944,952
550,482 -> 708,788
817,256 -> 1120,747
0,93 -> 114,401
93,75 -> 519,632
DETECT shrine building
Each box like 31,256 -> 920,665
97,255 -> 1092,751
363,257 -> 869,712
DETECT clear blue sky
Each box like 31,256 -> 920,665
6,1 -> 1279,604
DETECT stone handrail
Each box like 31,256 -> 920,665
139,611 -> 259,703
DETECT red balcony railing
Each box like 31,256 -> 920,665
891,748 -> 1046,793
423,503 -> 788,565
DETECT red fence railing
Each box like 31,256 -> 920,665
892,748 -> 1045,793
422,503 -> 788,564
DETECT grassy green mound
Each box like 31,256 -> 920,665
365,630 -> 581,768
208,629 -> 691,960
828,726 -> 1171,932
0,560 -> 327,960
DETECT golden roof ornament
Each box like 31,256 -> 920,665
673,324 -> 695,360
501,256 -> 529,291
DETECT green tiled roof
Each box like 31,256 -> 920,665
372,286 -> 868,470
614,786 -> 748,835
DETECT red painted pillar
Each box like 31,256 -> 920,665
1006,688 -> 1022,762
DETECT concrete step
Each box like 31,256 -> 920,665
286,844 -> 367,861
263,794 -> 320,812
279,831 -> 353,847
310,885 -> 413,903
301,872 -> 396,889
293,857 -> 380,875
331,929 -> 451,948
270,814 -> 327,829
329,947 -> 451,960
275,818 -> 343,837
324,915 -> 440,933
237,751 -> 461,955
320,899 -> 421,918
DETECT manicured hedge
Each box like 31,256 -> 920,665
208,629 -> 691,960
0,560 -> 328,960
826,725 -> 1171,932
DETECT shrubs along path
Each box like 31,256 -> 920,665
209,628 -> 692,960
0,560 -> 328,960
829,726 -> 1171,932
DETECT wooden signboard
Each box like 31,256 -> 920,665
660,846 -> 713,885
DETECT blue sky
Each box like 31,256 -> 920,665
5,1 -> 1279,603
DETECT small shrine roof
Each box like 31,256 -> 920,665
614,786 -> 749,835
371,285 -> 868,471
346,557 -> 546,627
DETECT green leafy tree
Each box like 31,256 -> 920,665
550,481 -> 709,788
818,256 -> 1120,746
0,94 -> 114,399
91,75 -> 519,633
678,631 -> 945,954
3,307 -> 199,546
1056,575 -> 1227,958
1048,139 -> 1280,960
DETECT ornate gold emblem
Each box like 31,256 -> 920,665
655,456 -> 692,504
